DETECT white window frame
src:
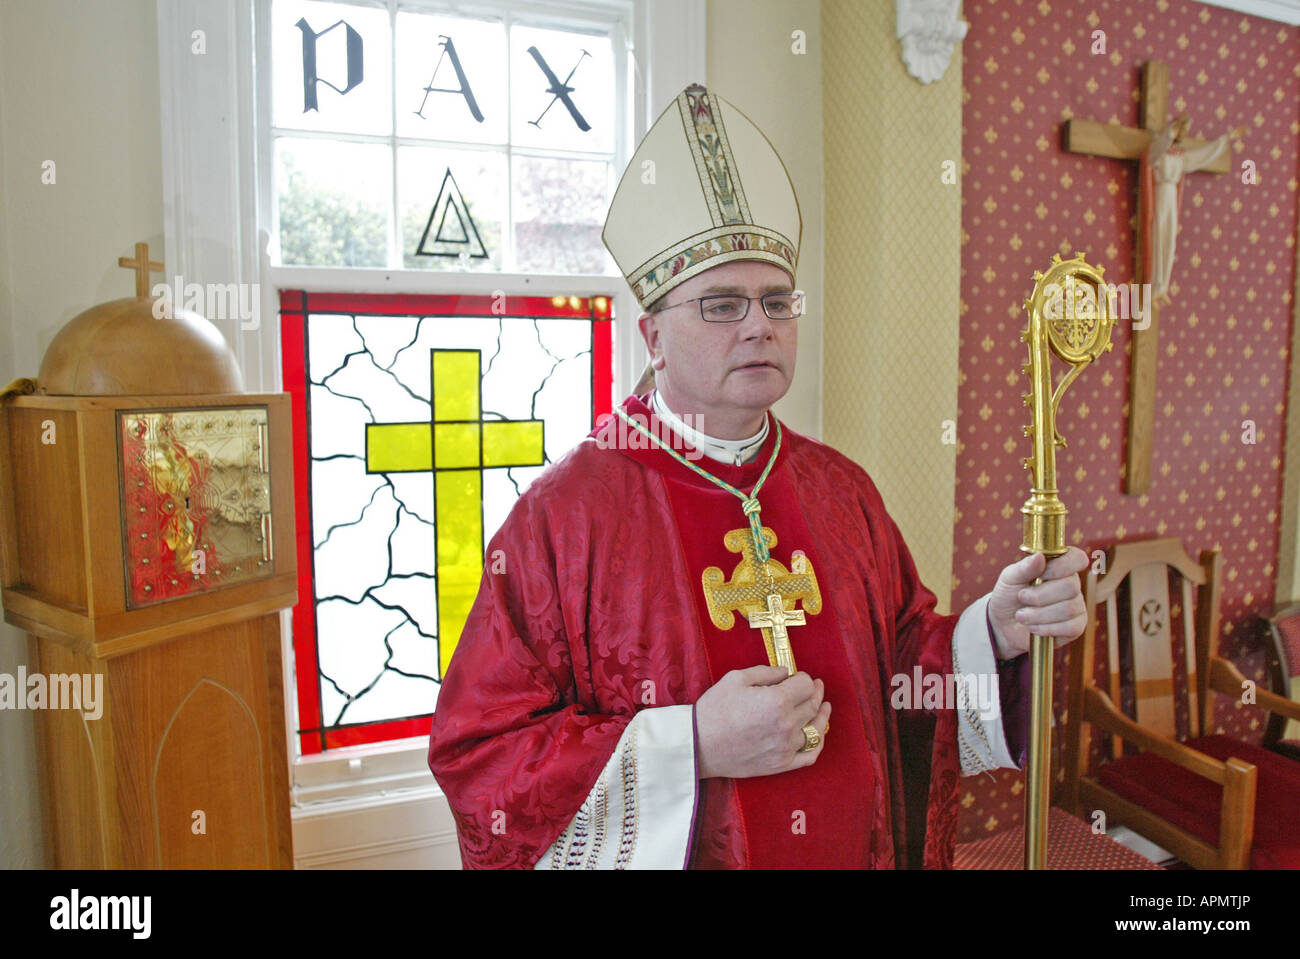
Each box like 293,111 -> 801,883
155,0 -> 704,854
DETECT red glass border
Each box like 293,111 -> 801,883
296,291 -> 613,319
280,289 -> 615,754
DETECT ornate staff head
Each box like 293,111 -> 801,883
1020,252 -> 1116,557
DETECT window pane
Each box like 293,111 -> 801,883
509,24 -> 614,155
395,11 -> 507,144
512,155 -> 612,274
276,137 -> 391,267
398,145 -> 506,271
272,0 -> 392,136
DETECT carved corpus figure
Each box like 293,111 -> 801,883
1142,114 -> 1247,303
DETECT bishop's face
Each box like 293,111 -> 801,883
638,260 -> 798,440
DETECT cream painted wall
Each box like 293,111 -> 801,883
707,0 -> 823,439
0,0 -> 164,868
821,0 -> 963,612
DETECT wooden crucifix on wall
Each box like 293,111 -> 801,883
1063,61 -> 1245,495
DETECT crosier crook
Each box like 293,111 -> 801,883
1019,253 -> 1116,869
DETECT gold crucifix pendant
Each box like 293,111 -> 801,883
701,527 -> 822,675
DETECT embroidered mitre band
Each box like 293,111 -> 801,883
602,84 -> 802,308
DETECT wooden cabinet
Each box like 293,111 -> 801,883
1,392 -> 297,868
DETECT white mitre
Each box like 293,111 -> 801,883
602,83 -> 802,308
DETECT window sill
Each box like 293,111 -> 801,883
291,735 -> 438,806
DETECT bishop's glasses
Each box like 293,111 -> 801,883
657,291 -> 806,323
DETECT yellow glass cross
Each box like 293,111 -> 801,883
366,349 -> 544,677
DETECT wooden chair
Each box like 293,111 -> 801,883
1260,603 -> 1300,761
1061,538 -> 1300,869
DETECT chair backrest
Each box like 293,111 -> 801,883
1082,537 -> 1221,752
1262,603 -> 1300,745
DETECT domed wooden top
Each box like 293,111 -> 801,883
37,242 -> 244,396
38,299 -> 245,396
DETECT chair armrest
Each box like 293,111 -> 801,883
1210,657 -> 1300,723
1083,687 -> 1231,784
1084,684 -> 1258,868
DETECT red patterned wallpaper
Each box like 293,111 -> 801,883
955,0 -> 1300,841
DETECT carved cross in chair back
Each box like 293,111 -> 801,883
1094,540 -> 1218,758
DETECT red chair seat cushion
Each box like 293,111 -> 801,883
1096,735 -> 1300,869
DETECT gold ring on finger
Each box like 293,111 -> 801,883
799,722 -> 821,752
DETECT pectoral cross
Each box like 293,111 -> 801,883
701,527 -> 822,675
1063,61 -> 1237,494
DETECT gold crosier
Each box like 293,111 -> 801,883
1019,253 -> 1115,869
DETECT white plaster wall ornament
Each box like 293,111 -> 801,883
895,0 -> 969,85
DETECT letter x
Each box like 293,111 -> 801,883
527,46 -> 591,132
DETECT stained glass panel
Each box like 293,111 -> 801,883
281,291 -> 614,753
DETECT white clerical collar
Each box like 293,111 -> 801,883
651,390 -> 770,466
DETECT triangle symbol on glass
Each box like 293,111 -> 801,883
415,168 -> 488,259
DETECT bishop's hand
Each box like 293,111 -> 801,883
987,547 -> 1089,660
695,666 -> 830,779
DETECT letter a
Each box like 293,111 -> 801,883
890,673 -> 910,710
415,35 -> 484,123
922,672 -> 943,709
50,896 -> 70,931
1043,284 -> 1063,320
296,17 -> 364,113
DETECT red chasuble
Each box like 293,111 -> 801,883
428,395 -> 963,869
